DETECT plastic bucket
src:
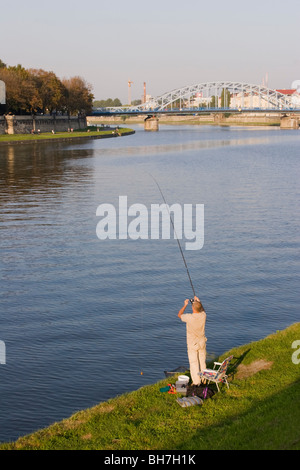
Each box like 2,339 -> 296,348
177,375 -> 189,384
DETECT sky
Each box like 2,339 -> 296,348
1,0 -> 299,103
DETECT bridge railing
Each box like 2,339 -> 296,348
92,106 -> 300,115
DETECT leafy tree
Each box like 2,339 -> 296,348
0,61 -> 94,115
210,95 -> 219,108
0,65 -> 32,114
93,98 -> 122,107
112,98 -> 122,107
63,76 -> 94,115
131,99 -> 141,106
221,88 -> 231,108
29,69 -> 67,114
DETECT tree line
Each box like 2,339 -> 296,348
93,98 -> 122,108
93,98 -> 143,107
0,59 -> 94,115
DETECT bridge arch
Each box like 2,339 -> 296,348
144,81 -> 294,111
102,81 -> 294,113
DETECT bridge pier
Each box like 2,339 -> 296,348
280,115 -> 299,129
144,116 -> 159,131
213,113 -> 225,124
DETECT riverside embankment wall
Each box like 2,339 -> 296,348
0,115 -> 87,135
87,113 -> 283,126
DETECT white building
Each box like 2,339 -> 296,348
0,80 -> 5,105
230,89 -> 298,109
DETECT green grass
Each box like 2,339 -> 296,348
1,323 -> 299,450
0,128 -> 134,144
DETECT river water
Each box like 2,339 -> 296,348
0,124 -> 299,442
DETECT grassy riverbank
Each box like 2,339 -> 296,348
0,127 -> 135,145
1,322 -> 299,450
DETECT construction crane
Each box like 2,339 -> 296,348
128,80 -> 133,105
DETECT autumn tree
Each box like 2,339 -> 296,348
0,64 -> 34,114
0,64 -> 63,114
0,60 -> 94,115
62,76 -> 94,115
29,69 -> 67,114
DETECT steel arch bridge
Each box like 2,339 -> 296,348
93,81 -> 298,115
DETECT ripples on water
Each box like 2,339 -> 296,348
0,125 -> 299,441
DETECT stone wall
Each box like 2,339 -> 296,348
280,116 -> 299,129
88,112 -> 299,129
0,116 -> 6,134
0,115 -> 87,135
87,113 -> 282,126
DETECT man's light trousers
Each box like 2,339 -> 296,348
187,346 -> 206,385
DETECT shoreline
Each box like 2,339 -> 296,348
87,114 -> 283,128
0,128 -> 135,147
1,322 -> 299,450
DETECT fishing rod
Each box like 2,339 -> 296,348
149,173 -> 196,300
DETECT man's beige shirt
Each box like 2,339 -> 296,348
181,311 -> 207,349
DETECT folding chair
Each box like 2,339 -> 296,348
198,355 -> 233,392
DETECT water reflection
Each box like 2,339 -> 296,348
0,143 -> 93,199
91,135 -> 279,159
6,146 -> 15,180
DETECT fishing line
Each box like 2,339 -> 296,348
149,173 -> 196,298
140,280 -> 144,376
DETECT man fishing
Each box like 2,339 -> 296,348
150,175 -> 207,384
178,296 -> 207,385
